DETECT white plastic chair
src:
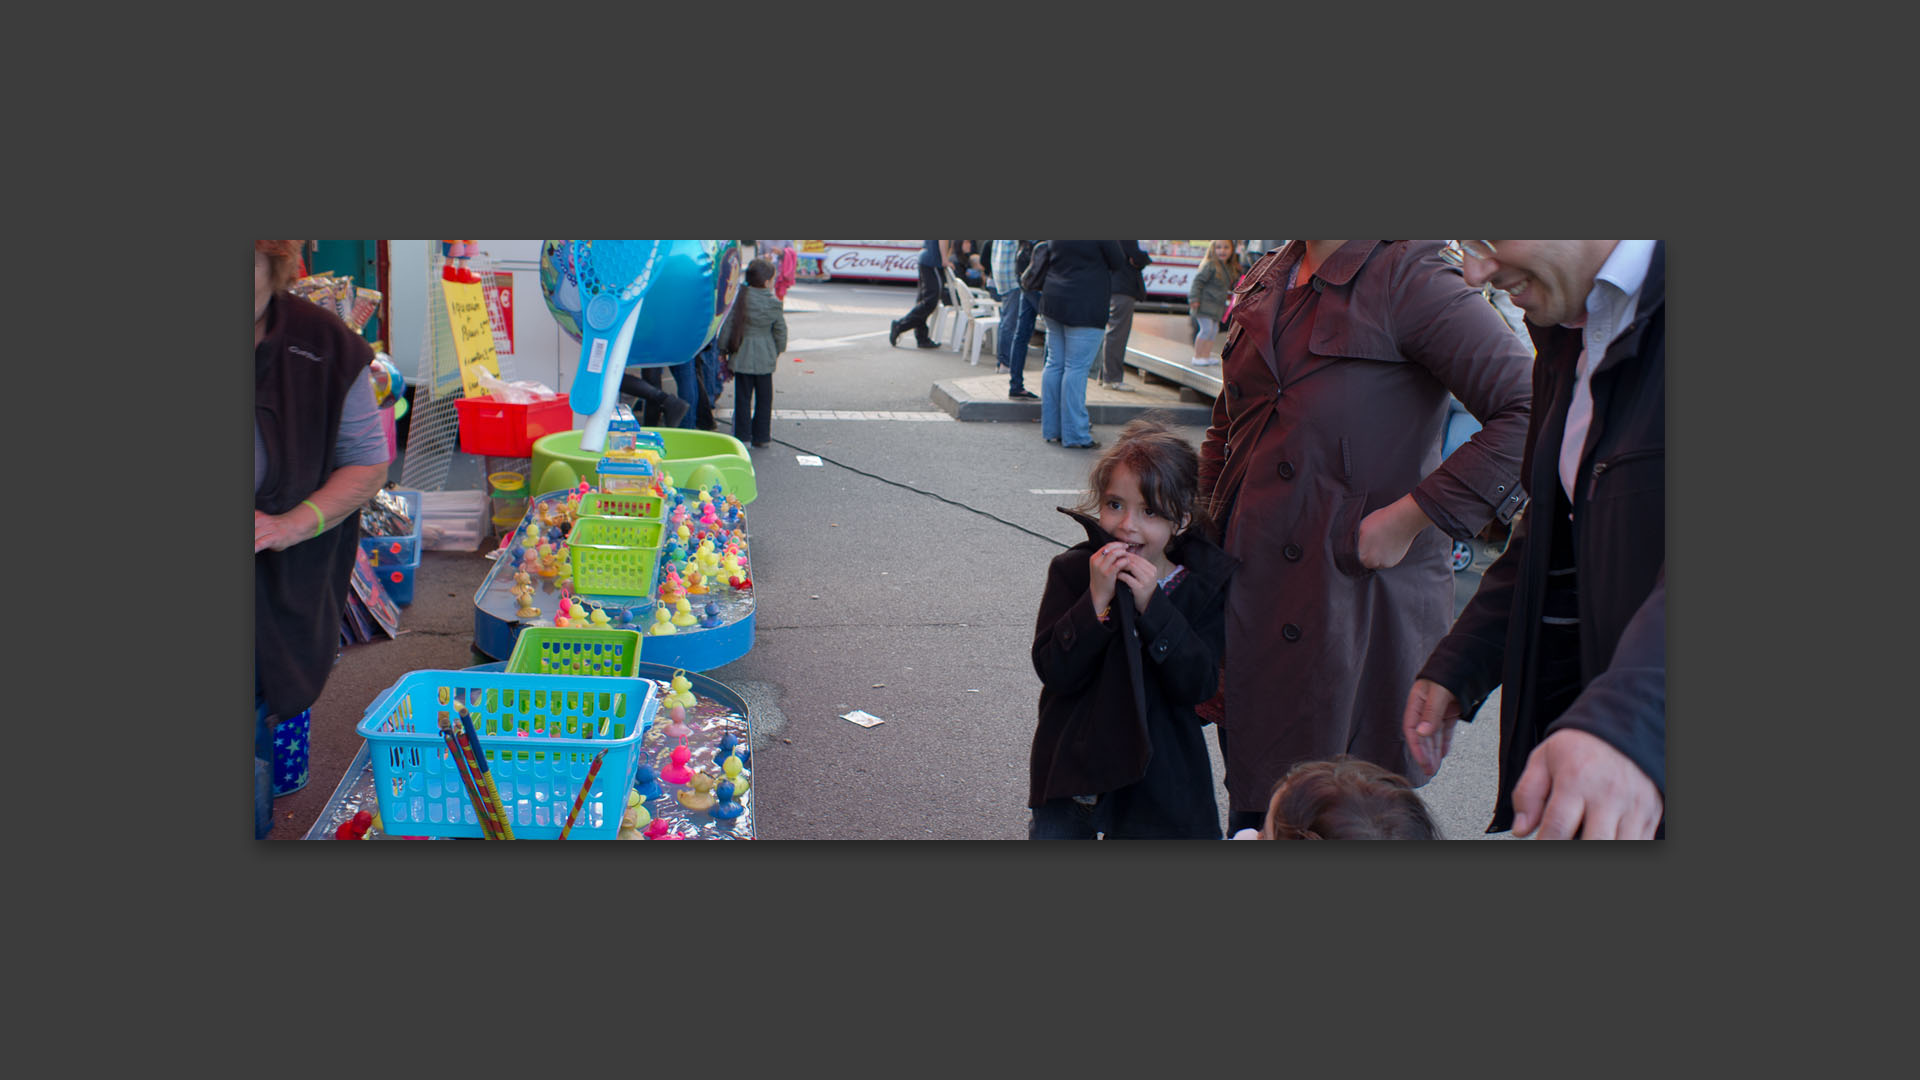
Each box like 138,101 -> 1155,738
945,272 -> 1000,365
932,269 -> 962,347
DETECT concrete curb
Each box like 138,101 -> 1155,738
932,380 -> 1215,425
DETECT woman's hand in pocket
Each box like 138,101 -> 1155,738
1357,494 -> 1433,570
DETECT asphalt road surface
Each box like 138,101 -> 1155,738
280,280 -> 1509,840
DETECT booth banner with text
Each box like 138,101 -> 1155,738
444,278 -> 502,397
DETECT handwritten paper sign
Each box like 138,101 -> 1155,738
443,278 -> 501,397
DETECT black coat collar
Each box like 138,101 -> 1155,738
1056,507 -> 1238,594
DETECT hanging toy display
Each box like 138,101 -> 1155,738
441,240 -> 479,284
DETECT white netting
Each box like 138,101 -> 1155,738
399,243 -> 519,492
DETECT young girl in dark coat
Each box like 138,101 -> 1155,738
1028,417 -> 1237,838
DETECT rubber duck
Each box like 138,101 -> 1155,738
710,780 -> 745,820
684,565 -> 708,596
633,762 -> 662,799
588,606 -> 613,629
643,817 -> 672,839
676,771 -> 717,812
669,671 -> 698,710
671,598 -> 698,627
647,606 -> 677,636
675,522 -> 692,545
721,552 -> 744,582
617,791 -> 650,839
698,601 -> 721,629
721,754 -> 744,784
514,587 -> 540,620
714,732 -> 739,759
658,569 -> 685,608
659,744 -> 693,785
664,704 -> 692,740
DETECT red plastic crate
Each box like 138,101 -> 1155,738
454,394 -> 574,458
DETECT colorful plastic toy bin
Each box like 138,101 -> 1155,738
360,488 -> 424,566
357,670 -> 659,840
454,394 -> 575,458
576,491 -> 666,522
507,627 -> 644,678
569,517 -> 665,597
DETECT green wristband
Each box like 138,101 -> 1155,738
302,499 -> 325,537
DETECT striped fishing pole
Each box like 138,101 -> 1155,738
436,717 -> 498,839
558,749 -> 610,840
453,699 -> 515,839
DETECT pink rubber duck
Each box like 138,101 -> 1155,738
658,743 -> 693,785
665,703 -> 692,740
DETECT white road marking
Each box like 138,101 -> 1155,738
1029,489 -> 1086,495
783,329 -> 891,350
715,409 -> 954,422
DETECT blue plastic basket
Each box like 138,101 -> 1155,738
361,489 -> 424,566
356,669 -> 659,839
376,547 -> 424,606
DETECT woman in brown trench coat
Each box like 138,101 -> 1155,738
1198,240 -> 1533,835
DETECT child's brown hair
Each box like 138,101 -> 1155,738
1070,414 -> 1214,541
1263,756 -> 1441,840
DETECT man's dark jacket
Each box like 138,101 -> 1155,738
1418,242 -> 1666,833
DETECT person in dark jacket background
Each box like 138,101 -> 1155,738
1029,418 -> 1236,838
1406,240 -> 1665,840
1038,240 -> 1125,449
255,240 -> 391,838
890,240 -> 949,349
1099,240 -> 1153,391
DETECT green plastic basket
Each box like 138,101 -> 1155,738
576,491 -> 666,522
569,517 -> 665,597
506,627 -> 645,677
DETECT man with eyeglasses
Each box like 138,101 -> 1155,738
1406,241 -> 1665,839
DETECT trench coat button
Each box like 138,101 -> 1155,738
1278,461 -> 1295,480
1496,484 -> 1505,494
1281,623 -> 1302,642
1283,544 -> 1302,561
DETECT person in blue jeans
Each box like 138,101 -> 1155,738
990,240 -> 1040,399
1038,240 -> 1125,449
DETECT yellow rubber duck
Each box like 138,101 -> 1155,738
669,671 -> 698,710
647,606 -> 677,636
676,771 -> 718,812
671,598 -> 698,627
588,606 -> 613,629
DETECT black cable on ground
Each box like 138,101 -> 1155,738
767,436 -> 1070,550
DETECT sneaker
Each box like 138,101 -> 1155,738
1190,356 -> 1220,366
889,320 -> 904,347
915,338 -> 939,349
1044,436 -> 1060,444
1009,388 -> 1039,400
1105,381 -> 1137,393
663,396 -> 691,428
1063,440 -> 1101,450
